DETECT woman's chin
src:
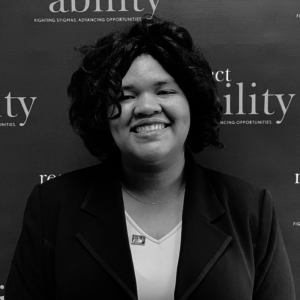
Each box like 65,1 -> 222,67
122,142 -> 185,166
137,151 -> 166,163
128,147 -> 170,165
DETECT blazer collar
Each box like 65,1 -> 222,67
174,152 -> 232,300
77,151 -> 231,300
76,154 -> 138,300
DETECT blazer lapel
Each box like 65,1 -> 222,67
74,152 -> 231,300
76,157 -> 138,300
175,155 -> 232,300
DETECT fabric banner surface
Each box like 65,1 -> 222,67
1,0 -> 300,298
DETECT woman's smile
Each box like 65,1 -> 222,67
130,118 -> 171,135
133,123 -> 167,134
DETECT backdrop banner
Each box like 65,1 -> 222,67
1,0 -> 300,298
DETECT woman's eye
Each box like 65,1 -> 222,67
120,95 -> 135,101
158,90 -> 176,95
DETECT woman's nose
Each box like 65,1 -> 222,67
133,93 -> 162,116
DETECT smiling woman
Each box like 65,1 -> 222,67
67,16 -> 222,159
5,15 -> 296,300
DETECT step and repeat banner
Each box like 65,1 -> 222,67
1,0 -> 300,298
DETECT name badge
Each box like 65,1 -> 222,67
131,234 -> 146,245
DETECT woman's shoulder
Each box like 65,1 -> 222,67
41,163 -> 101,189
39,159 -> 112,193
32,160 -> 114,212
198,164 -> 273,216
201,165 -> 264,194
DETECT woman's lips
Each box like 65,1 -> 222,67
135,123 -> 167,133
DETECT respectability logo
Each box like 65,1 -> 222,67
49,0 -> 160,18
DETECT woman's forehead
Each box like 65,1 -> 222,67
122,55 -> 176,88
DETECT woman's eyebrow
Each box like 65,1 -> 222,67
121,79 -> 175,90
154,79 -> 175,87
122,84 -> 135,91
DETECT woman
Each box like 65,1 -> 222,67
6,16 -> 295,299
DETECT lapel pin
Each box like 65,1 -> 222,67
131,234 -> 146,245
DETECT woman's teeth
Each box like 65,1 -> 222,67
136,124 -> 166,133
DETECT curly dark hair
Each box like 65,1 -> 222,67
68,15 -> 223,158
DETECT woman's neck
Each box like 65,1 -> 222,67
120,152 -> 186,203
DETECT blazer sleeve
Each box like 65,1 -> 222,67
253,189 -> 296,300
5,185 -> 55,300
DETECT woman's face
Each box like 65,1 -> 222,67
108,55 -> 190,164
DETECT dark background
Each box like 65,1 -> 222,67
1,0 -> 300,298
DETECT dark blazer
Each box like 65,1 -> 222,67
6,153 -> 295,300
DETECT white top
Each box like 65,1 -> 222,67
125,211 -> 182,300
